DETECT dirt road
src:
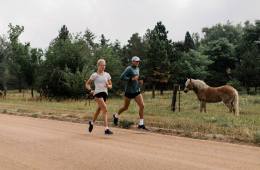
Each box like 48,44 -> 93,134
0,114 -> 259,170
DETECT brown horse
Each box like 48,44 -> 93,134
184,78 -> 239,116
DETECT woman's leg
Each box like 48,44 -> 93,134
95,98 -> 108,127
92,107 -> 101,123
89,102 -> 101,133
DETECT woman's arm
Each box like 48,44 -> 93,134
85,79 -> 93,94
106,79 -> 112,89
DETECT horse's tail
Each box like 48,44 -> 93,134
233,89 -> 239,116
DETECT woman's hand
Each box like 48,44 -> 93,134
105,80 -> 112,89
90,90 -> 94,95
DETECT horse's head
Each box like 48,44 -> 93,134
184,78 -> 193,93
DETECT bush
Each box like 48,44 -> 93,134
37,68 -> 86,99
119,119 -> 134,129
227,79 -> 242,91
255,131 -> 260,143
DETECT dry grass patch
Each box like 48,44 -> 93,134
0,90 -> 260,145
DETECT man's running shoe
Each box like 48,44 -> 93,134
104,129 -> 113,135
113,114 -> 119,126
88,121 -> 93,133
137,124 -> 149,131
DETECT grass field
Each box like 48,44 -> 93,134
0,90 -> 260,145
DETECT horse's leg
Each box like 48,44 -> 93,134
231,102 -> 235,113
224,100 -> 232,113
233,93 -> 239,116
200,101 -> 203,112
228,104 -> 233,112
202,102 -> 206,112
228,103 -> 232,112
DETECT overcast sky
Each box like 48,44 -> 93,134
1,0 -> 260,49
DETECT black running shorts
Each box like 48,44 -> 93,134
94,92 -> 108,101
124,92 -> 140,99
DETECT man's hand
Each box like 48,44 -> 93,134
138,79 -> 144,85
132,75 -> 139,81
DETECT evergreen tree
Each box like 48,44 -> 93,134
0,35 -> 9,93
84,28 -> 96,49
200,22 -> 242,85
202,38 -> 236,85
41,26 -> 91,98
235,20 -> 260,93
7,24 -> 29,92
58,25 -> 70,40
145,21 -> 174,96
22,48 -> 43,97
184,31 -> 195,51
100,34 -> 109,46
173,50 -> 212,83
122,33 -> 145,67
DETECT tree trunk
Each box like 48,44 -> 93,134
178,85 -> 181,112
152,84 -> 155,98
246,86 -> 250,94
160,89 -> 163,95
18,77 -> 22,93
160,83 -> 164,95
3,83 -> 7,99
31,88 -> 34,98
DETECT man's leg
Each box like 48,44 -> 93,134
134,94 -> 144,119
118,97 -> 131,115
113,97 -> 131,125
134,94 -> 148,130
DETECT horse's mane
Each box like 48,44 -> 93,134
191,79 -> 209,89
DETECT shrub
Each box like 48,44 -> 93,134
227,79 -> 242,91
255,131 -> 260,143
119,119 -> 134,129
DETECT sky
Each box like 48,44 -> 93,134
0,0 -> 260,49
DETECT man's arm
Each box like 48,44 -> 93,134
120,67 -> 131,81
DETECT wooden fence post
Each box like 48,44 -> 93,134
178,85 -> 181,112
171,84 -> 178,112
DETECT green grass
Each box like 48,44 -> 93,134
1,90 -> 260,144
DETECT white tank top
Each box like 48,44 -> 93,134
89,72 -> 111,95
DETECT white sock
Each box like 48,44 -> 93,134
90,121 -> 94,125
139,119 -> 144,125
105,126 -> 109,130
114,113 -> 119,118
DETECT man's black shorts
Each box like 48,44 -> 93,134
94,92 -> 108,101
124,92 -> 140,99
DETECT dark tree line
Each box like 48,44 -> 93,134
0,20 -> 259,98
